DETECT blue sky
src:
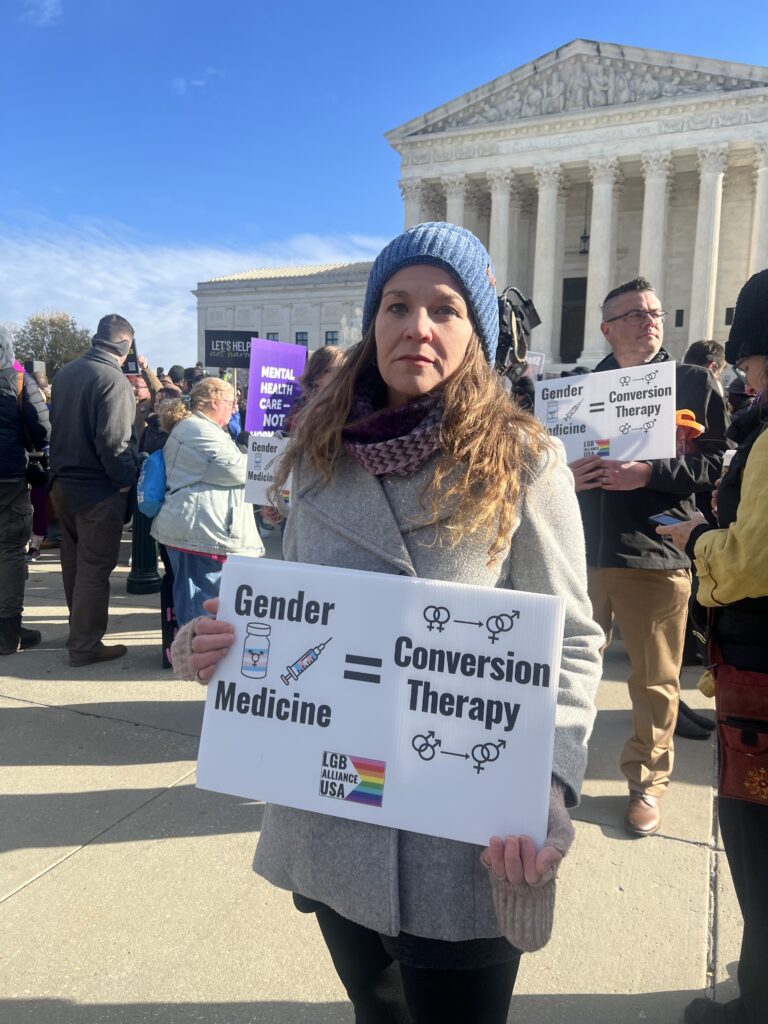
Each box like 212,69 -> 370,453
2,0 -> 767,367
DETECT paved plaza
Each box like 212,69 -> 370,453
0,532 -> 741,1023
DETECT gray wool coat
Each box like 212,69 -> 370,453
253,440 -> 603,941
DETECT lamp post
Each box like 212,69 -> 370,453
579,180 -> 591,256
126,505 -> 162,594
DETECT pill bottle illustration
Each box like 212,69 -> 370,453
242,623 -> 271,679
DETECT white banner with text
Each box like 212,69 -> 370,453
244,433 -> 291,506
196,557 -> 564,846
533,360 -> 677,462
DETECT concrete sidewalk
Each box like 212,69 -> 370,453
0,536 -> 741,1024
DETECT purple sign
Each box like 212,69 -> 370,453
245,338 -> 307,433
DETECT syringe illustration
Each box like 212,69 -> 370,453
280,638 -> 332,686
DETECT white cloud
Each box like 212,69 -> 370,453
171,67 -> 226,96
0,216 -> 385,370
21,0 -> 62,27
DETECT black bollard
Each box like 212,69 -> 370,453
126,507 -> 162,594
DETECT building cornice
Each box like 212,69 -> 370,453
395,92 -> 768,172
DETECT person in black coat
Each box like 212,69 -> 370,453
0,326 -> 51,654
49,314 -> 139,667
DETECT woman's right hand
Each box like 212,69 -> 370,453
482,835 -> 563,885
190,598 -> 236,682
711,477 -> 721,517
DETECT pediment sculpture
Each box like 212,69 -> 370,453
414,55 -> 768,135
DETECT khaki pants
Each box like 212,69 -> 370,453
53,484 -> 128,656
588,566 -> 691,797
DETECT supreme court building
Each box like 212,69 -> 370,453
197,39 -> 768,370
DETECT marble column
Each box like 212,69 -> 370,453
552,181 -> 570,353
638,151 -> 672,291
532,164 -> 564,358
749,142 -> 768,276
442,174 -> 467,227
399,180 -> 424,229
689,145 -> 728,344
507,189 -> 524,287
583,158 -> 620,361
422,185 -> 445,224
487,170 -> 516,289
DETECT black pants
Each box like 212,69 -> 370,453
314,906 -> 520,1024
718,795 -> 768,1024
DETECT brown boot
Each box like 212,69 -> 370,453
69,643 -> 128,668
624,792 -> 661,837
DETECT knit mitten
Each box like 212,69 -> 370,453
483,779 -> 574,952
170,618 -> 204,682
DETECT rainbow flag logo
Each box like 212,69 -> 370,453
595,439 -> 610,457
346,756 -> 386,807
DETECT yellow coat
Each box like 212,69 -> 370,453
693,429 -> 768,607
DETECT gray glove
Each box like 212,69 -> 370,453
483,779 -> 574,952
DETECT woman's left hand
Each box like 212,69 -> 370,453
482,835 -> 563,885
260,505 -> 282,525
656,511 -> 707,551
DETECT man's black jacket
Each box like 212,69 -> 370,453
50,346 -> 138,511
577,349 -> 729,570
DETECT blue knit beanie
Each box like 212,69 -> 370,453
362,222 -> 499,365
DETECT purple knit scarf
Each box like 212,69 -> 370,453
341,377 -> 442,477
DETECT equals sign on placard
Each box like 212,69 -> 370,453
343,654 -> 382,684
589,401 -> 605,414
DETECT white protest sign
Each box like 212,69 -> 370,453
196,557 -> 565,847
533,360 -> 677,462
524,350 -> 546,378
244,433 -> 291,506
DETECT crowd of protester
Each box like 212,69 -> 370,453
1,221 -> 766,1024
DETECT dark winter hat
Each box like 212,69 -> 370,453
168,364 -> 185,384
362,222 -> 499,365
92,313 -> 134,357
725,270 -> 768,365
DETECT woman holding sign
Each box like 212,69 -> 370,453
176,223 -> 602,1023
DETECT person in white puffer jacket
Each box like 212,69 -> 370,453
151,377 -> 263,624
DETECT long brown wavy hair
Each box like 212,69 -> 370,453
271,325 -> 552,562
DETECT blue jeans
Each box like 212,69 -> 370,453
167,548 -> 224,626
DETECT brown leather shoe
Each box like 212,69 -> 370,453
69,643 -> 128,668
624,792 -> 661,837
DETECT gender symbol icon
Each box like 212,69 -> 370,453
412,731 -> 441,760
618,369 -> 659,386
423,605 -> 450,632
411,732 -> 507,775
486,611 -> 519,643
619,418 -> 656,435
471,739 -> 506,774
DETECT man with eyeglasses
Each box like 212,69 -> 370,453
570,277 -> 728,837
